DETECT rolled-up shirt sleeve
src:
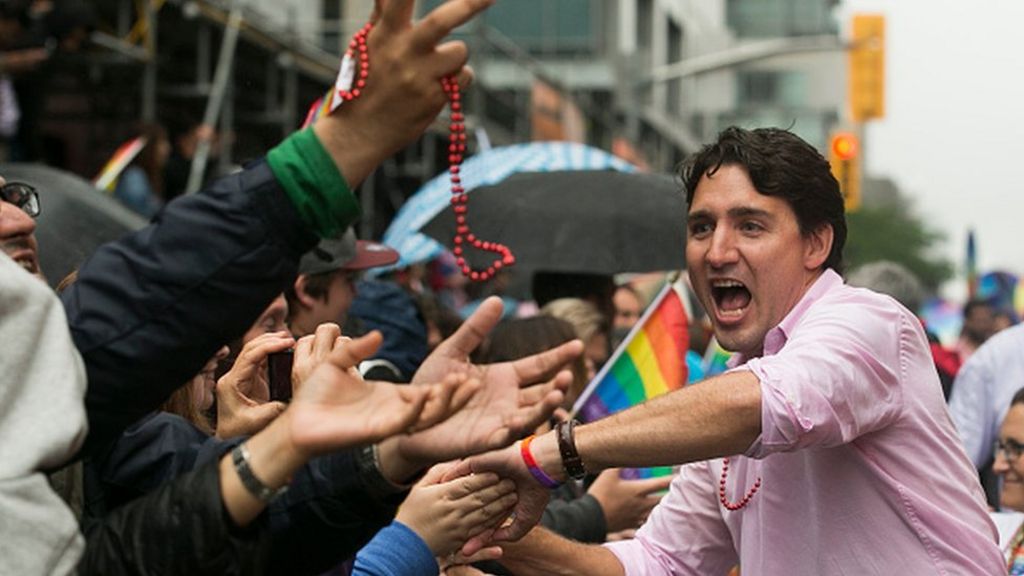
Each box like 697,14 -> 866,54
605,461 -> 737,576
743,297 -> 907,458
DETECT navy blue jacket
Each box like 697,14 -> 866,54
64,159 -> 394,574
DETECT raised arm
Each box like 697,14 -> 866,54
62,0 -> 497,458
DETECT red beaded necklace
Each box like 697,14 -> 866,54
344,23 -> 514,283
718,457 -> 762,511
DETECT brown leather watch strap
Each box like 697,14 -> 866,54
556,419 -> 587,481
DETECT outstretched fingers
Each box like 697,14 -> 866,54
410,0 -> 495,51
375,0 -> 416,32
429,40 -> 470,79
508,340 -> 584,389
325,330 -> 384,371
382,384 -> 432,436
232,331 -> 294,377
418,374 -> 482,432
433,296 -> 505,361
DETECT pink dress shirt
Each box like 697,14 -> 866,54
606,270 -> 1003,575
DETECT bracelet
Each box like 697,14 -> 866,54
232,443 -> 288,503
556,420 -> 587,481
355,444 -> 419,499
520,435 -> 561,489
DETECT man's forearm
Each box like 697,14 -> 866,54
497,527 -> 624,576
534,371 -> 762,478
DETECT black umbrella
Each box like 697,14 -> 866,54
420,170 -> 688,276
1,163 -> 147,287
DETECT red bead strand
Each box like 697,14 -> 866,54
439,76 -> 513,282
338,23 -> 373,102
718,457 -> 762,511
340,22 -> 514,283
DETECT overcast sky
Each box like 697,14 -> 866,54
838,0 -> 1024,298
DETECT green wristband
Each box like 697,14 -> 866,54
266,127 -> 360,238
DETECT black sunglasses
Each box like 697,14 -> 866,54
0,182 -> 40,218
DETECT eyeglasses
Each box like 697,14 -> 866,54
0,182 -> 40,218
994,438 -> 1024,461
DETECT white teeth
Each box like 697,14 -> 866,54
711,279 -> 745,288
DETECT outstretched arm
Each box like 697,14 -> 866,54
313,0 -> 494,188
221,330 -> 477,527
451,371 -> 761,547
63,0 -> 497,458
370,296 -> 584,483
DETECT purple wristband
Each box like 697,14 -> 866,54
521,435 -> 562,489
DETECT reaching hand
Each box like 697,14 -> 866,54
292,322 -> 359,396
396,463 -> 517,558
443,441 -> 554,556
215,331 -> 292,439
287,331 -> 480,458
314,0 -> 497,187
587,469 -> 673,534
391,297 -> 583,468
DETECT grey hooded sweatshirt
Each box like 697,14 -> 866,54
0,253 -> 87,574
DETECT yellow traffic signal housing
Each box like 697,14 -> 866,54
829,132 -> 861,212
849,14 -> 885,121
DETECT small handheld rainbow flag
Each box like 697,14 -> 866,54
301,51 -> 358,129
572,277 -> 690,479
93,136 -> 147,193
572,278 -> 690,422
301,93 -> 332,129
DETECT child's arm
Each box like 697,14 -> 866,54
352,463 -> 516,575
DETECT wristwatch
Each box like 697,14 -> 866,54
232,443 -> 288,503
556,419 -> 588,481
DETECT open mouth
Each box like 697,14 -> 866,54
711,279 -> 751,319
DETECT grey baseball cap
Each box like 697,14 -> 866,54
298,228 -> 399,276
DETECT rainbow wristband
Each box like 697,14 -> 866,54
520,435 -> 562,489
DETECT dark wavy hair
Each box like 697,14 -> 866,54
680,127 -> 847,273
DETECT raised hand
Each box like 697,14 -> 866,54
314,0 -> 496,187
215,331 -> 293,439
587,469 -> 673,534
395,463 -> 517,558
382,297 -> 582,474
442,441 -> 553,555
287,331 -> 480,458
291,322 -> 359,396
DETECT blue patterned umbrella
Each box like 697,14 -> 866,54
380,141 -> 637,272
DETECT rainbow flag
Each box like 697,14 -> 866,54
573,279 -> 690,422
572,279 -> 690,479
301,92 -> 332,129
93,136 -> 147,193
301,51 -> 358,129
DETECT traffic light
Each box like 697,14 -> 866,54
849,14 -> 886,121
829,132 -> 861,212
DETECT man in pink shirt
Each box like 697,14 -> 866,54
450,127 -> 1004,574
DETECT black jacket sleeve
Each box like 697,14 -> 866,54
265,452 -> 401,575
86,412 -> 400,576
61,162 -> 319,458
78,458 -> 270,576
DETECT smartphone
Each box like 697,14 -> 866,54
267,350 -> 294,402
